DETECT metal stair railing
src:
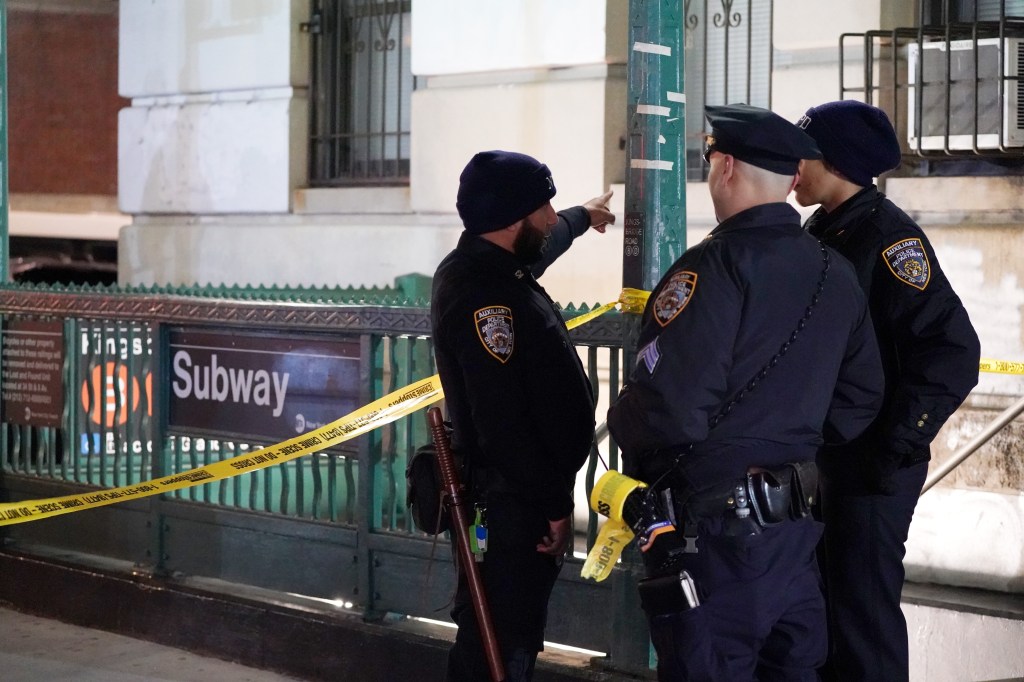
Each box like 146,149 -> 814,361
596,391 -> 1024,497
921,393 -> 1024,494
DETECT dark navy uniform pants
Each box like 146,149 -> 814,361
818,461 -> 928,682
647,516 -> 826,681
446,493 -> 561,682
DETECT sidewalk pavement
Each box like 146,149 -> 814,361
0,607 -> 302,682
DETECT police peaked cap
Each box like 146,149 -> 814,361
704,104 -> 822,175
456,150 -> 557,235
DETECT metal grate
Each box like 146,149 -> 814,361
683,0 -> 774,181
840,1 -> 1024,159
308,0 -> 413,186
923,0 -> 1024,24
1018,39 -> 1024,127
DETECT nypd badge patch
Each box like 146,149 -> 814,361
475,306 -> 514,362
883,238 -> 931,290
654,271 -> 698,327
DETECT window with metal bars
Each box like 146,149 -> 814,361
923,0 -> 1024,24
308,0 -> 413,186
684,0 -> 774,181
304,1 -> 768,186
841,0 -> 1024,164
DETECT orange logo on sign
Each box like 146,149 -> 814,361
80,362 -> 141,427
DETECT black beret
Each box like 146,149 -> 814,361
456,150 -> 557,235
796,101 -> 902,187
704,104 -> 822,175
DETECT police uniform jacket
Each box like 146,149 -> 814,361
431,207 -> 596,521
805,186 -> 980,487
607,203 -> 885,492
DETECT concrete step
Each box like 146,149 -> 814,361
0,606 -> 300,682
0,547 -> 644,681
903,582 -> 1024,682
3,546 -> 1023,681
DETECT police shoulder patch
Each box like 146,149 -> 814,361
653,271 -> 698,327
474,306 -> 514,363
637,338 -> 661,375
882,238 -> 931,290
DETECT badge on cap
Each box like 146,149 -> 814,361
475,306 -> 515,362
653,271 -> 698,327
883,238 -> 931,290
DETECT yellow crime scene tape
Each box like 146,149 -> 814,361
581,470 -> 647,582
0,296 -> 622,527
610,290 -> 1022,375
979,358 -> 1024,375
0,374 -> 445,526
1,284 -> 1019,545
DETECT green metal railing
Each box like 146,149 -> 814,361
0,279 -> 644,669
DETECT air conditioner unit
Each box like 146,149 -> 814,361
907,37 -> 1024,150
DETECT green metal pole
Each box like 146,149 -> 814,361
623,0 -> 687,295
606,1 -> 687,674
0,0 -> 8,282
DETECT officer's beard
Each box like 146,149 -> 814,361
512,216 -> 550,265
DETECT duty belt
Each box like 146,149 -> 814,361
676,460 -> 819,531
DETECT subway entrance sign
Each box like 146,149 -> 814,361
167,329 -> 361,445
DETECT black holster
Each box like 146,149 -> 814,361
787,460 -> 818,518
746,461 -> 818,527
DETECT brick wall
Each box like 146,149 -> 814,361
7,9 -> 126,196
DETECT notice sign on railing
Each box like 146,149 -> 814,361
168,329 -> 361,443
1,319 -> 65,427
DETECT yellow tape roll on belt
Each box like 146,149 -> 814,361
589,469 -> 646,523
581,470 -> 648,582
581,519 -> 635,582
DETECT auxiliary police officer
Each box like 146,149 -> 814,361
431,150 -> 613,681
607,104 -> 886,681
793,100 -> 981,682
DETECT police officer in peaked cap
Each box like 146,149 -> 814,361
608,104 -> 886,680
431,150 -> 614,681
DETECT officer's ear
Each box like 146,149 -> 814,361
506,218 -> 527,236
716,153 -> 736,184
479,219 -> 523,251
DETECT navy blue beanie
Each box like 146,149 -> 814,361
456,150 -> 557,234
797,101 -> 902,186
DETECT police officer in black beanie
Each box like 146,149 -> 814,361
793,100 -> 981,682
608,104 -> 885,680
431,150 -> 613,681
